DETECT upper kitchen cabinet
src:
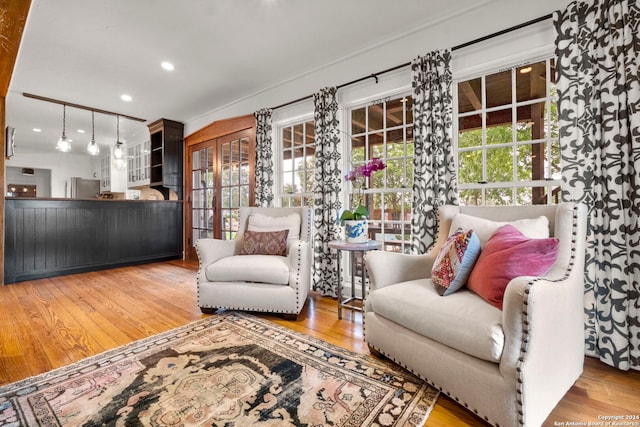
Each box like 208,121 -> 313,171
148,119 -> 184,200
127,140 -> 151,188
99,146 -> 127,193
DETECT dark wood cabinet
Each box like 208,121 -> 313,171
4,198 -> 183,284
148,118 -> 184,200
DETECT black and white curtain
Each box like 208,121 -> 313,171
555,0 -> 640,371
254,108 -> 274,207
312,87 -> 342,297
410,49 -> 458,254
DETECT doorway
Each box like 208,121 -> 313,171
186,128 -> 255,260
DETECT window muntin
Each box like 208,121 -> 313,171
456,58 -> 560,206
279,119 -> 315,207
348,94 -> 414,253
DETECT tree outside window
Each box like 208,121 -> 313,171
457,58 -> 560,206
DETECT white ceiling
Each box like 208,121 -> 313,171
7,0 -> 484,153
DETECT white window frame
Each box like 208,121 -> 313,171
453,56 -> 560,206
344,89 -> 414,253
275,115 -> 315,208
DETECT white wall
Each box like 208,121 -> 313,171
6,146 -> 98,198
6,167 -> 52,198
185,0 -> 571,135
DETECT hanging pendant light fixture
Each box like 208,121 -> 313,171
87,111 -> 100,156
112,115 -> 126,169
56,104 -> 71,152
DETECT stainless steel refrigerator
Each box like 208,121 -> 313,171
67,177 -> 100,199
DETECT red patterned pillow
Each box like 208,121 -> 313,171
240,230 -> 289,256
431,228 -> 481,296
467,225 -> 559,310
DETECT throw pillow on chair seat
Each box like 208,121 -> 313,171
206,255 -> 290,285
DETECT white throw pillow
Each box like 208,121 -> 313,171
248,212 -> 301,241
449,213 -> 549,247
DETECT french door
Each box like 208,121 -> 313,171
186,129 -> 254,260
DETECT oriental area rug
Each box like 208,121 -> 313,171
0,313 -> 438,426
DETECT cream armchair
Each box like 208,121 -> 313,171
196,206 -> 312,319
364,202 -> 587,427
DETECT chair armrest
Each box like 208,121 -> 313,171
500,270 -> 585,382
195,238 -> 240,283
288,240 -> 311,291
364,251 -> 435,290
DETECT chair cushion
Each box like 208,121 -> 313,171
206,255 -> 290,285
240,230 -> 289,256
450,213 -> 549,247
467,224 -> 559,310
366,279 -> 504,363
431,228 -> 481,296
248,212 -> 301,241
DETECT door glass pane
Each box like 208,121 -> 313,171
191,147 -> 214,246
219,137 -> 251,240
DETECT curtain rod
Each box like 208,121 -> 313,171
22,92 -> 147,122
271,13 -> 552,111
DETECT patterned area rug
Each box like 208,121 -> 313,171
0,313 -> 438,426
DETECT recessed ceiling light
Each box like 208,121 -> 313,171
33,128 -> 41,132
77,129 -> 85,133
121,94 -> 133,102
519,66 -> 533,74
161,61 -> 174,71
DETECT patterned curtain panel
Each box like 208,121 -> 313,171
555,0 -> 640,371
312,87 -> 342,297
254,108 -> 274,207
410,49 -> 458,254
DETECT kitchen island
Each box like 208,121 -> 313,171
4,198 -> 182,284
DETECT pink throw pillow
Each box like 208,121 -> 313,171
467,224 -> 559,310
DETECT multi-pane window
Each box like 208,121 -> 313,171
456,58 -> 560,206
279,119 -> 315,207
220,136 -> 251,239
349,94 -> 414,253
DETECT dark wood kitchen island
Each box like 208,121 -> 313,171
4,198 -> 183,284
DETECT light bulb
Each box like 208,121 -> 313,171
113,142 -> 124,159
56,136 -> 71,152
87,140 -> 100,156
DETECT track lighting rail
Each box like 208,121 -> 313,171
22,92 -> 147,123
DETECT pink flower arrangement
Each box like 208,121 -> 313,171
340,158 -> 387,222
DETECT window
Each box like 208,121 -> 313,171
348,94 -> 414,253
279,119 -> 315,207
456,58 -> 560,206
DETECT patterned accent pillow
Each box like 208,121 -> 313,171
467,225 -> 559,310
240,230 -> 289,256
431,228 -> 481,296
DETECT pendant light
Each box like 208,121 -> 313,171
87,111 -> 100,156
112,115 -> 126,169
56,104 -> 71,152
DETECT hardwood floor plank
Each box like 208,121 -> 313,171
1,260 -> 638,426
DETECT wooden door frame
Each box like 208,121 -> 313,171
184,114 -> 256,261
1,1 -> 32,285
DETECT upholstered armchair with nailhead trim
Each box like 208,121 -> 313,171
364,202 -> 587,427
196,206 -> 312,320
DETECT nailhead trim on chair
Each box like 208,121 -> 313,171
364,204 -> 582,427
195,207 -> 312,317
514,204 -> 581,427
364,341 -> 500,426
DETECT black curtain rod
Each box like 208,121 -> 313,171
271,13 -> 553,111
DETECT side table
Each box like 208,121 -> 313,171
328,240 -> 382,319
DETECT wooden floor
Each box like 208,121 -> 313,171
1,261 -> 638,426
